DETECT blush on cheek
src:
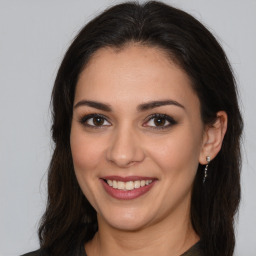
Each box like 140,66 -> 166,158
71,145 -> 97,171
151,133 -> 200,175
71,132 -> 104,173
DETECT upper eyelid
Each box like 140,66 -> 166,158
79,113 -> 172,120
79,113 -> 174,122
81,113 -> 109,119
79,113 -> 176,126
144,114 -> 176,125
79,113 -> 111,125
144,113 -> 175,122
145,113 -> 167,119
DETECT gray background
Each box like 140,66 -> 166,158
0,0 -> 255,255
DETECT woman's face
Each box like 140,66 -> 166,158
70,44 -> 207,231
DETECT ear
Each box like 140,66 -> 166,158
199,111 -> 228,164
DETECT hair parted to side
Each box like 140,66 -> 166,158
38,1 -> 243,255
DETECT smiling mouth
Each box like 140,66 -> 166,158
100,176 -> 157,200
104,179 -> 153,191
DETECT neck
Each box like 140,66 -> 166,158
85,204 -> 199,256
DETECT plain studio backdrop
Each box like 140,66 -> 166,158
0,0 -> 255,255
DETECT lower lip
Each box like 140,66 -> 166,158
100,179 -> 156,200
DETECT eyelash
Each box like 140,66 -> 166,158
79,114 -> 111,129
78,113 -> 177,130
143,113 -> 177,129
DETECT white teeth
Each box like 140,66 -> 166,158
107,180 -> 113,186
134,180 -> 141,188
125,181 -> 134,190
106,179 -> 153,191
113,180 -> 118,189
117,181 -> 125,190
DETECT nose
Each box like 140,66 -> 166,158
106,126 -> 145,168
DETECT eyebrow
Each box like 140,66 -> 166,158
137,100 -> 185,111
74,100 -> 112,111
74,99 -> 185,112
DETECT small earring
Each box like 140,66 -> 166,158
203,156 -> 211,183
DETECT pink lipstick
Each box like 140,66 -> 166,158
100,176 -> 157,200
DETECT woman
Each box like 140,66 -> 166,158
23,1 -> 243,256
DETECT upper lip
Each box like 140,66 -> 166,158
101,176 -> 157,182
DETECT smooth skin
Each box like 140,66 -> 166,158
70,44 -> 227,256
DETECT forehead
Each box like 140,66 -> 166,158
75,44 -> 199,110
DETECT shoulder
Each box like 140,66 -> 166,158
181,242 -> 204,256
20,246 -> 86,256
20,249 -> 42,256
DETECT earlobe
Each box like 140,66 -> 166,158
199,111 -> 228,164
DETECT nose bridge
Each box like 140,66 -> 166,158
106,122 -> 144,167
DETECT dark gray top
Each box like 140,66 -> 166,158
21,241 -> 203,256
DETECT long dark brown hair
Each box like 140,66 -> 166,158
38,1 -> 243,255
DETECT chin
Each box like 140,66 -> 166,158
98,208 -> 154,232
107,219 -> 148,232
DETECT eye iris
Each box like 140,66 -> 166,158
154,117 -> 166,126
93,116 -> 104,126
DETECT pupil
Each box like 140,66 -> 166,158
93,117 -> 104,126
154,117 -> 165,126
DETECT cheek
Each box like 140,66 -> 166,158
70,127 -> 104,172
147,128 -> 202,178
70,125 -> 105,210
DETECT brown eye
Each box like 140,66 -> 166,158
153,117 -> 167,126
143,114 -> 177,129
93,116 -> 105,126
79,114 -> 111,128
